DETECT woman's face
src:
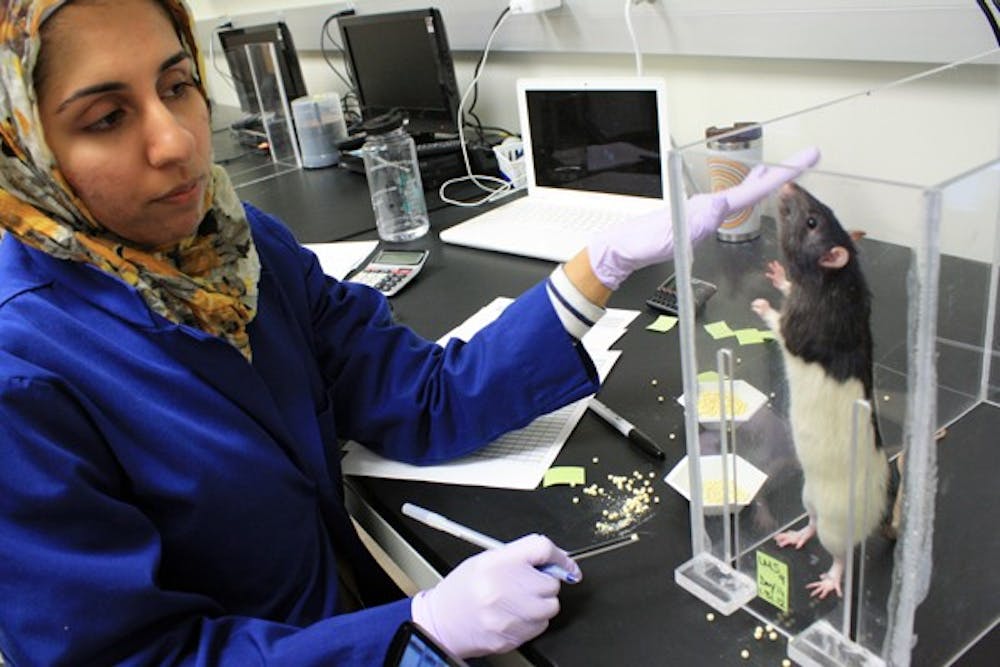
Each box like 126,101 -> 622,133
36,0 -> 211,248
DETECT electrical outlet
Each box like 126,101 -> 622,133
509,0 -> 562,15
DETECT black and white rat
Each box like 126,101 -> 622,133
751,182 -> 890,600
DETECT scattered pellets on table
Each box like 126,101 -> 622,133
768,631 -> 778,641
669,433 -> 676,439
592,456 -> 599,464
753,626 -> 764,640
883,394 -> 891,401
572,497 -> 579,504
740,649 -> 750,660
705,612 -> 715,622
651,379 -> 658,386
782,660 -> 792,667
657,395 -> 665,402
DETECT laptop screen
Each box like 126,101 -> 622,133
525,89 -> 663,199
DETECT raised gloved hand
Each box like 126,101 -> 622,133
587,146 -> 821,289
411,534 -> 581,659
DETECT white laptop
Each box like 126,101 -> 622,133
440,77 -> 671,262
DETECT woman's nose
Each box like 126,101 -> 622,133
144,102 -> 194,167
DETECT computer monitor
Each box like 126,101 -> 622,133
217,22 -> 308,116
337,9 -> 461,139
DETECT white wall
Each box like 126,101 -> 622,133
195,2 -> 1000,261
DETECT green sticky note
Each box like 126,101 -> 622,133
542,466 -> 586,488
756,550 -> 790,613
697,370 -> 720,384
646,315 -> 678,333
704,321 -> 736,339
759,329 -> 776,341
734,328 -> 767,345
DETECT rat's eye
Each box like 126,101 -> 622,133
806,216 -> 818,229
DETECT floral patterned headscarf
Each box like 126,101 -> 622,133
0,0 -> 260,360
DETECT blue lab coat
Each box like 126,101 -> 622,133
0,204 -> 599,666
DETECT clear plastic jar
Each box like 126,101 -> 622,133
360,112 -> 429,242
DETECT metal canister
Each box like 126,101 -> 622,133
706,123 -> 763,242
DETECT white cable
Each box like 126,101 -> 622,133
438,9 -> 516,208
624,0 -> 643,77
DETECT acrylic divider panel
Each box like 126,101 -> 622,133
669,49 -> 1000,666
228,42 -> 302,186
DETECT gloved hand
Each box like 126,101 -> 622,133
587,146 -> 822,289
411,534 -> 581,659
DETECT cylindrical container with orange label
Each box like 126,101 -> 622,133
706,123 -> 763,242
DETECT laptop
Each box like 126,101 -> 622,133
440,77 -> 671,262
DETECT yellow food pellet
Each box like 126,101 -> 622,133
769,631 -> 778,641
592,456 -> 599,464
765,624 -> 774,632
651,379 -> 658,386
740,649 -> 750,659
669,432 -> 676,439
572,497 -> 579,504
648,471 -> 654,478
782,660 -> 792,667
657,395 -> 665,403
702,479 -> 752,505
736,357 -> 742,364
705,612 -> 715,622
883,394 -> 891,401
654,496 -> 660,503
753,626 -> 764,640
696,391 -> 748,419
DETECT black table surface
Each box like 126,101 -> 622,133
233,163 -> 997,666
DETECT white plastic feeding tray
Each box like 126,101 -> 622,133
665,454 -> 768,515
677,380 -> 768,429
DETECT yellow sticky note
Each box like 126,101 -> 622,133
646,315 -> 678,333
704,321 -> 736,339
759,329 -> 776,341
756,550 -> 790,613
542,466 -> 586,488
734,328 -> 767,345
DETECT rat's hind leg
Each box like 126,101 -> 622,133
806,557 -> 845,599
775,517 -> 816,549
776,490 -> 817,549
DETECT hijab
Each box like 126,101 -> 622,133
0,0 -> 260,360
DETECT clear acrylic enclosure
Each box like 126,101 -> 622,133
669,50 -> 1000,666
223,42 -> 302,186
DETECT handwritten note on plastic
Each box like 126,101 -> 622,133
756,550 -> 789,612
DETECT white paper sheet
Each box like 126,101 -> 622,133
303,240 -> 378,280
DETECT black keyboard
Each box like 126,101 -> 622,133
415,138 -> 463,157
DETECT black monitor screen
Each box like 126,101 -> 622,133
217,22 -> 308,115
338,9 -> 460,138
525,89 -> 663,198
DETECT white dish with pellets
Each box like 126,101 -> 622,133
676,380 -> 768,428
665,454 -> 768,515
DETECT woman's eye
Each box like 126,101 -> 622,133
163,80 -> 194,99
86,109 -> 125,132
806,216 -> 818,229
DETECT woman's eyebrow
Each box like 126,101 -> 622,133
56,50 -> 192,114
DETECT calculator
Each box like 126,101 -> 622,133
349,249 -> 429,296
645,274 -> 717,315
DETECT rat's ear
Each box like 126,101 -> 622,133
819,246 -> 850,269
849,230 -> 867,242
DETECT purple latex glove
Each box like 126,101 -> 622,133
411,534 -> 581,659
588,146 -> 822,289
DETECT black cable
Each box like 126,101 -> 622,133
319,12 -> 358,91
464,7 -> 511,145
976,0 -> 1000,46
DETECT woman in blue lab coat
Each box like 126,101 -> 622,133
0,1 -> 816,664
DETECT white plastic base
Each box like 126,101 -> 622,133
788,620 -> 886,667
674,551 -> 757,616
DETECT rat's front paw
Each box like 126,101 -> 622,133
751,298 -> 773,318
